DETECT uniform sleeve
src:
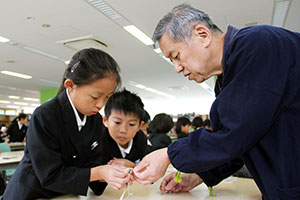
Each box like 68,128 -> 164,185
26,107 -> 90,195
168,29 -> 289,173
196,157 -> 244,186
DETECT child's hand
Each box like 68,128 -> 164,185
108,157 -> 136,168
99,165 -> 133,190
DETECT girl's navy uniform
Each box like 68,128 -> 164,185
3,90 -> 107,199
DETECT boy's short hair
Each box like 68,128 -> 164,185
104,88 -> 145,121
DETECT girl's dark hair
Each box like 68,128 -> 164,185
104,88 -> 145,122
57,48 -> 121,95
175,116 -> 191,133
191,116 -> 203,129
147,113 -> 173,134
12,113 -> 28,123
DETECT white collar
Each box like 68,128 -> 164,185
66,89 -> 87,131
117,139 -> 133,158
17,121 -> 22,129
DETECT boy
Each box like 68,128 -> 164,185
101,89 -> 150,168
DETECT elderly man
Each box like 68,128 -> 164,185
134,3 -> 300,200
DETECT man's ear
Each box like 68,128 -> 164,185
102,116 -> 109,128
192,24 -> 212,48
64,79 -> 75,91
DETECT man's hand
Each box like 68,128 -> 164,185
133,148 -> 170,184
160,173 -> 203,193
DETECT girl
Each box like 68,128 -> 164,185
6,113 -> 28,143
3,48 -> 132,199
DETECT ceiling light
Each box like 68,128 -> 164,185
22,46 -> 59,60
86,0 -> 121,19
7,105 -> 19,109
0,100 -> 10,104
199,82 -> 214,96
57,35 -> 107,51
0,35 -> 10,43
272,0 -> 291,27
31,103 -> 40,107
14,102 -> 28,106
1,70 -> 32,79
8,96 -> 20,99
128,81 -> 175,99
135,84 -> 146,89
23,97 -> 39,102
153,48 -> 162,54
123,25 -> 154,46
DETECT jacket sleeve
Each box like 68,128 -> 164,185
168,30 -> 288,173
196,157 -> 244,186
26,107 -> 90,195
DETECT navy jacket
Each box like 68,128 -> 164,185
100,129 -> 150,165
149,133 -> 172,151
168,25 -> 300,200
3,90 -> 106,199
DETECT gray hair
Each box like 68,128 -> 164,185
152,3 -> 222,43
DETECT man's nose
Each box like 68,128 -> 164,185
174,61 -> 183,73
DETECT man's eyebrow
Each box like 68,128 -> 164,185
166,50 -> 174,58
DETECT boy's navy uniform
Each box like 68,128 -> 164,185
3,90 -> 107,199
167,25 -> 300,200
100,128 -> 150,166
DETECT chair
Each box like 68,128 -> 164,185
0,143 -> 16,180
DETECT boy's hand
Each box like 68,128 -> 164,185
98,165 -> 133,190
108,157 -> 136,168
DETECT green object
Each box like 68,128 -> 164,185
174,171 -> 182,183
208,186 -> 216,197
40,88 -> 59,104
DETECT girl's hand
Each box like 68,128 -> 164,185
91,165 -> 133,190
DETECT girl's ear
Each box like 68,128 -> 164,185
64,79 -> 75,91
102,116 -> 109,128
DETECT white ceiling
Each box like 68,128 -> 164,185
0,0 -> 299,116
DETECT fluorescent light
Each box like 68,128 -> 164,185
136,84 -> 146,89
22,46 -> 59,60
0,35 -> 10,43
14,102 -> 28,106
7,105 -> 19,109
153,48 -> 162,54
272,0 -> 290,27
8,96 -> 20,99
31,103 -> 40,107
23,97 -> 39,102
123,25 -> 154,46
199,82 -> 214,96
1,70 -> 32,79
0,100 -> 10,104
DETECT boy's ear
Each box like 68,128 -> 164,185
102,116 -> 108,128
139,121 -> 144,129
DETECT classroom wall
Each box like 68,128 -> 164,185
40,88 -> 58,104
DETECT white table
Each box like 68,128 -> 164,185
51,176 -> 261,200
0,151 -> 24,171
